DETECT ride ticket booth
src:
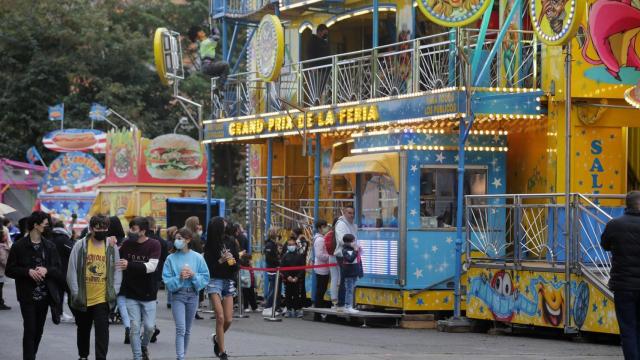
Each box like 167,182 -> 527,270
330,129 -> 507,311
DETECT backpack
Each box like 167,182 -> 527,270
324,229 -> 336,255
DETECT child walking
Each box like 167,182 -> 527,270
281,237 -> 305,318
239,255 -> 259,312
340,234 -> 361,314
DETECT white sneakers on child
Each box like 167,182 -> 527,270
345,307 -> 360,314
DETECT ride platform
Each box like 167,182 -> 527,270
302,307 -> 401,328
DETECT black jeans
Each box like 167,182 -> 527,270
284,282 -> 302,311
314,274 -> 330,308
242,288 -> 257,310
19,300 -> 49,360
202,59 -> 229,88
72,302 -> 110,360
615,290 -> 640,360
336,257 -> 346,307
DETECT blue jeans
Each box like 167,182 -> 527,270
117,295 -> 130,328
125,298 -> 157,360
170,288 -> 198,360
264,273 -> 278,308
344,277 -> 357,308
614,290 -> 640,360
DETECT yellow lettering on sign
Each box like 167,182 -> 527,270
325,110 -> 335,126
367,105 -> 379,121
346,108 -> 354,123
285,116 -> 293,130
317,111 -> 325,127
354,107 -> 362,122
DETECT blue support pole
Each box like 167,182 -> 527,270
226,22 -> 238,63
311,134 -> 321,304
206,143 -> 213,226
232,28 -> 256,74
372,0 -> 379,47
265,139 -> 274,236
448,29 -> 457,86
454,119 -> 467,318
222,17 -> 228,62
474,0 -> 522,86
470,0 -> 494,76
263,138 -> 274,301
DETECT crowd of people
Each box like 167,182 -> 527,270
0,204 -> 363,360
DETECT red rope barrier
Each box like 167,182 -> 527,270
240,263 -> 337,272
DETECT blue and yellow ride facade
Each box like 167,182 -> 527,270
187,0 -> 640,337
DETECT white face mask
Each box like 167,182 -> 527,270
197,230 -> 203,237
287,245 -> 297,253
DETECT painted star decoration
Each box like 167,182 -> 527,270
410,209 -> 417,216
432,245 -> 439,253
414,268 -> 423,279
436,152 -> 445,163
411,164 -> 418,173
446,237 -> 453,244
492,178 -> 502,189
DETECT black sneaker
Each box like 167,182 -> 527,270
195,312 -> 204,320
124,327 -> 130,345
219,352 -> 228,360
150,327 -> 160,343
142,346 -> 150,360
0,303 -> 11,310
212,334 -> 220,357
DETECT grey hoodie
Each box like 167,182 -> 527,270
67,237 -> 121,311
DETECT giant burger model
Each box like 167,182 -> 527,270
145,134 -> 203,179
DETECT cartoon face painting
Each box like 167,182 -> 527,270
540,0 -> 569,34
489,271 -> 517,321
538,282 -> 564,326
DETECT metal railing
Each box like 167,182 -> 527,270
211,29 -> 540,118
466,193 -> 625,300
211,0 -> 274,17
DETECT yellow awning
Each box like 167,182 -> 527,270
330,152 -> 400,190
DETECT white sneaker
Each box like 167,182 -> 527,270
336,306 -> 345,313
346,307 -> 360,314
243,308 -> 252,313
262,308 -> 271,316
61,313 -> 74,323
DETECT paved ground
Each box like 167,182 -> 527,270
0,280 -> 623,360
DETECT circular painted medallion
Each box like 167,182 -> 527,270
416,0 -> 492,27
530,0 -> 584,45
256,15 -> 284,82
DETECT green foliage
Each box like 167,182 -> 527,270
0,0 -> 210,162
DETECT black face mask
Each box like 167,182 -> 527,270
321,33 -> 328,40
128,232 -> 139,242
94,231 -> 107,241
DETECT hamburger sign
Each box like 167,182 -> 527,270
105,130 -> 206,185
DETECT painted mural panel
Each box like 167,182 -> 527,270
466,268 -> 619,334
573,126 -> 626,195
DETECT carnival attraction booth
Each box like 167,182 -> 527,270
89,129 -> 208,228
37,127 -> 109,230
154,0 -> 640,336
0,159 -> 46,221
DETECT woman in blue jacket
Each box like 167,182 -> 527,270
162,228 -> 210,360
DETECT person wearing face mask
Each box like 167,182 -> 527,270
313,220 -> 331,309
162,228 -> 210,360
280,237 -> 305,318
6,211 -> 65,360
66,215 -> 122,360
118,217 -> 162,360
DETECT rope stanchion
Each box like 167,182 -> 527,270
264,268 -> 282,322
234,271 -> 249,319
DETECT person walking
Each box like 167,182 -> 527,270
184,216 -> 205,320
262,228 -> 282,316
6,211 -> 64,360
145,216 -> 166,344
118,217 -> 162,360
281,237 -> 305,318
313,220 -> 331,308
67,215 -> 122,360
602,191 -> 640,360
162,228 -> 210,360
0,226 -> 13,310
333,206 -> 358,312
50,220 -> 74,322
204,217 -> 239,360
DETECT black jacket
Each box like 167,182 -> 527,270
50,228 -> 74,278
601,210 -> 640,290
341,244 -> 361,278
280,251 -> 305,282
204,236 -> 239,280
6,236 -> 65,319
306,34 -> 330,66
264,239 -> 280,269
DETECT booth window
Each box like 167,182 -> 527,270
360,174 -> 399,228
419,167 -> 487,228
